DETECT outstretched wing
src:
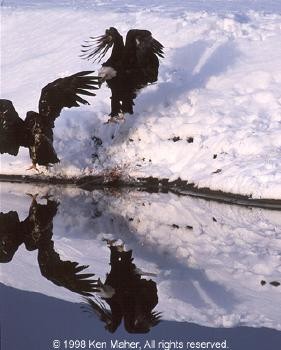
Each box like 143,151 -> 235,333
149,311 -> 162,327
125,29 -> 164,62
80,27 -> 124,64
83,297 -> 117,331
0,211 -> 23,263
0,99 -> 29,155
38,71 -> 100,121
124,29 -> 164,84
38,242 -> 100,296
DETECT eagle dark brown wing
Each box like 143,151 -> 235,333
0,99 -> 30,155
125,29 -> 164,62
80,27 -> 123,64
124,29 -> 164,83
38,71 -> 101,121
0,211 -> 23,263
38,246 -> 100,297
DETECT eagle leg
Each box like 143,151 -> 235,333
26,162 -> 40,172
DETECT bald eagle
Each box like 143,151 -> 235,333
0,71 -> 100,171
81,28 -> 164,122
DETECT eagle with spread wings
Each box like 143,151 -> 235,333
0,71 -> 100,171
81,28 -> 164,122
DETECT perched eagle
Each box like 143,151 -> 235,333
0,71 -> 100,171
81,28 -> 164,122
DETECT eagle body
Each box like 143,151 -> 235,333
24,111 -> 59,166
0,71 -> 100,169
81,27 -> 164,119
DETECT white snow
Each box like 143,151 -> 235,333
1,0 -> 281,199
1,182 -> 281,330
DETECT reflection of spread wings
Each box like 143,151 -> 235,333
85,296 -> 113,325
38,241 -> 99,296
0,211 -> 23,263
85,245 -> 161,333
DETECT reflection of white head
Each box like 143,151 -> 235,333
98,66 -> 117,80
96,278 -> 115,298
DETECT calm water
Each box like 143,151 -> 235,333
0,182 -> 281,349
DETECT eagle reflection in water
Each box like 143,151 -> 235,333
0,196 -> 161,333
0,194 -> 98,296
84,241 -> 161,333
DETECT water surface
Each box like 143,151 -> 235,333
1,182 -> 281,349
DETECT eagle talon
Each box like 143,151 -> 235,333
41,193 -> 53,201
116,113 -> 125,121
104,116 -> 119,124
102,238 -> 118,246
26,163 -> 40,172
26,193 -> 39,204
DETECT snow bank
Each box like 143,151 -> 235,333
1,1 -> 281,199
1,183 -> 281,330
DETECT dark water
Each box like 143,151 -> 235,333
0,182 -> 281,350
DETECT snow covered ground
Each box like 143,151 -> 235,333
1,0 -> 281,199
1,182 -> 281,331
